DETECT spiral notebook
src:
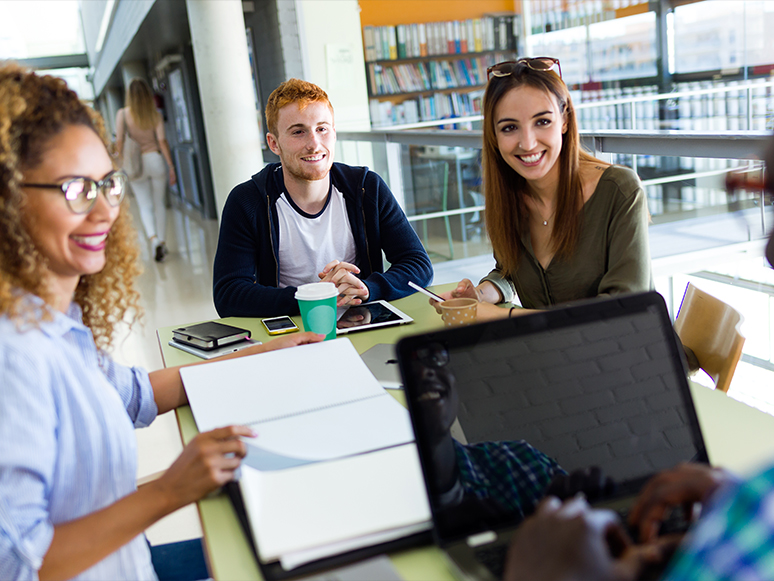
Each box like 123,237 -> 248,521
179,338 -> 431,576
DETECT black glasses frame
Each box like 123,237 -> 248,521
486,57 -> 562,81
416,344 -> 450,368
23,170 -> 128,214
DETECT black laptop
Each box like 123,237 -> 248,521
396,291 -> 707,580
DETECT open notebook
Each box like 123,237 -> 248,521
179,338 -> 431,577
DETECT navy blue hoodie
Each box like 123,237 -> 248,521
213,162 -> 433,317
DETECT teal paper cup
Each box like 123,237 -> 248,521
295,282 -> 338,340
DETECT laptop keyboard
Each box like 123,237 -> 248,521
473,543 -> 509,579
468,507 -> 688,581
619,506 -> 691,544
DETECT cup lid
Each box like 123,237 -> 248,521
295,281 -> 338,300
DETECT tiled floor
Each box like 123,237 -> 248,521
121,197 -> 774,546
115,200 -> 221,544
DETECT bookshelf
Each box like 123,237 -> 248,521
363,14 -> 520,127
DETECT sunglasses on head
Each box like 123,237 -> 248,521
486,57 -> 562,81
23,170 -> 128,215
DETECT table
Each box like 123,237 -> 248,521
157,286 -> 457,581
156,285 -> 774,581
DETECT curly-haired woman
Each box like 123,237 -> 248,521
0,64 -> 321,580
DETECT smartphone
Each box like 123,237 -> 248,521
408,281 -> 445,302
262,316 -> 300,335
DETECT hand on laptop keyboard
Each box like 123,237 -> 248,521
627,462 -> 734,543
503,495 -> 664,581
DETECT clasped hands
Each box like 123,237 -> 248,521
318,260 -> 369,307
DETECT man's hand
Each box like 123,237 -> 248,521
318,260 -> 369,306
628,463 -> 732,542
504,496 -> 657,581
337,306 -> 372,329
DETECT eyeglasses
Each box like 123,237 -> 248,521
487,57 -> 562,81
416,344 -> 450,368
23,170 -> 127,214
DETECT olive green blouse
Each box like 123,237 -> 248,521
481,165 -> 653,308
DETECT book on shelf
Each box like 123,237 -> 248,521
484,12 -> 520,51
388,25 -> 398,60
396,24 -> 407,59
363,26 -> 376,62
363,15 -> 517,62
368,50 -> 513,100
368,86 -> 485,127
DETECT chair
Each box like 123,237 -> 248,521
674,283 -> 745,393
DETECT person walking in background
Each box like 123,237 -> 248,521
116,77 -> 176,263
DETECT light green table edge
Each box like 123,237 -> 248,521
159,284 -> 774,580
162,285 -> 457,581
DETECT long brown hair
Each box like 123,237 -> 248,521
482,62 -> 597,278
0,62 -> 142,349
126,77 -> 160,131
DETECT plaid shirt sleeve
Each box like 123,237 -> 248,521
663,464 -> 774,581
454,439 -> 565,519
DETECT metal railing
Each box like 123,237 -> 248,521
339,128 -> 770,224
370,79 -> 774,133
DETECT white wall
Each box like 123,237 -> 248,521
295,0 -> 370,132
294,0 -> 374,169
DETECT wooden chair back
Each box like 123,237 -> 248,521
674,283 -> 745,393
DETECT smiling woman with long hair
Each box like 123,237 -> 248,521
435,58 -> 652,321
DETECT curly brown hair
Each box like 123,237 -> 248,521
0,62 -> 142,350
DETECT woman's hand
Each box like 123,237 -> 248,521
431,279 -> 482,312
168,166 -> 177,187
260,331 -> 324,353
152,425 -> 255,509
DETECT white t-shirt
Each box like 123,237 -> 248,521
277,185 -> 358,289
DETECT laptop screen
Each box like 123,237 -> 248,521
397,292 -> 706,542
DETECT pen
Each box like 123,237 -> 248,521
409,281 -> 446,303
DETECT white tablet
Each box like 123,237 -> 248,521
336,300 -> 413,335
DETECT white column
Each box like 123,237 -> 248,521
186,0 -> 263,219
